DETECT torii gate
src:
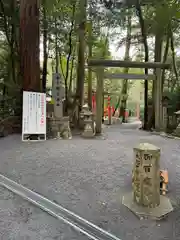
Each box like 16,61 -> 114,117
88,59 -> 171,134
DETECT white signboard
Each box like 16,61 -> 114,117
22,91 -> 46,138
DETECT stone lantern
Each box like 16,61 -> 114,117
80,104 -> 95,138
173,110 -> 180,137
79,104 -> 89,129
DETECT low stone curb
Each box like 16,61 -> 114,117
151,131 -> 180,140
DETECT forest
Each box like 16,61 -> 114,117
0,0 -> 180,133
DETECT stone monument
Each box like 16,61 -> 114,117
122,143 -> 173,220
47,73 -> 72,139
133,143 -> 160,208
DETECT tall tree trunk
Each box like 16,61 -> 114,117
88,5 -> 93,110
55,17 -> 59,74
170,26 -> 179,91
20,0 -> 40,91
10,0 -> 17,84
69,50 -> 75,92
1,85 -> 6,118
161,30 -> 170,90
152,30 -> 163,130
76,0 -> 87,111
135,0 -> 149,129
119,13 -> 131,122
64,2 -> 76,113
42,0 -> 48,93
0,0 -> 18,84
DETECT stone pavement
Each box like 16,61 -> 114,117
0,126 -> 180,240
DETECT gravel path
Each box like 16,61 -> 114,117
0,127 -> 180,240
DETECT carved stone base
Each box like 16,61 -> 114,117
47,117 -> 72,140
112,117 -> 122,124
59,117 -> 72,139
82,121 -> 96,138
0,125 -> 8,137
122,192 -> 173,220
173,123 -> 180,137
104,117 -> 111,125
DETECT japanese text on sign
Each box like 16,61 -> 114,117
22,91 -> 46,135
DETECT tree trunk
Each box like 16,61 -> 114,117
152,31 -> 163,131
1,85 -> 6,118
135,0 -> 149,129
10,0 -> 17,84
147,10 -> 164,130
64,2 -> 76,113
96,68 -> 104,134
0,0 -> 17,85
161,30 -> 170,90
20,0 -> 40,92
170,26 -> 179,91
42,0 -> 48,93
55,17 -> 59,74
76,0 -> 87,111
119,13 -> 131,122
69,50 -> 75,92
119,76 -> 128,122
88,5 -> 93,110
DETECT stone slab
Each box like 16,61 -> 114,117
81,133 -> 95,138
47,117 -> 72,140
122,192 -> 173,220
134,142 -> 160,151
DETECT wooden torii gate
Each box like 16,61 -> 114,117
104,73 -> 155,80
88,59 -> 171,134
103,72 -> 154,124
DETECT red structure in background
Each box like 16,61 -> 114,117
92,92 -> 141,120
91,93 -> 115,117
125,110 -> 129,119
92,93 -> 96,112
107,95 -> 111,119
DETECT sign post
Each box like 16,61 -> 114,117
22,91 -> 46,141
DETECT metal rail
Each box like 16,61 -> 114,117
0,174 -> 121,240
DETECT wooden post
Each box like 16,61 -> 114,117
136,103 -> 140,119
96,68 -> 104,134
155,68 -> 162,131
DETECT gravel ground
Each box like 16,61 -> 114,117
0,126 -> 180,240
0,186 -> 85,240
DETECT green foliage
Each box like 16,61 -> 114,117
164,87 -> 180,113
0,0 -> 180,119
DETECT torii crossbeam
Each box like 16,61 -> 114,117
88,59 -> 171,69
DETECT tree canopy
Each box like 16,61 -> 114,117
0,0 -> 180,129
